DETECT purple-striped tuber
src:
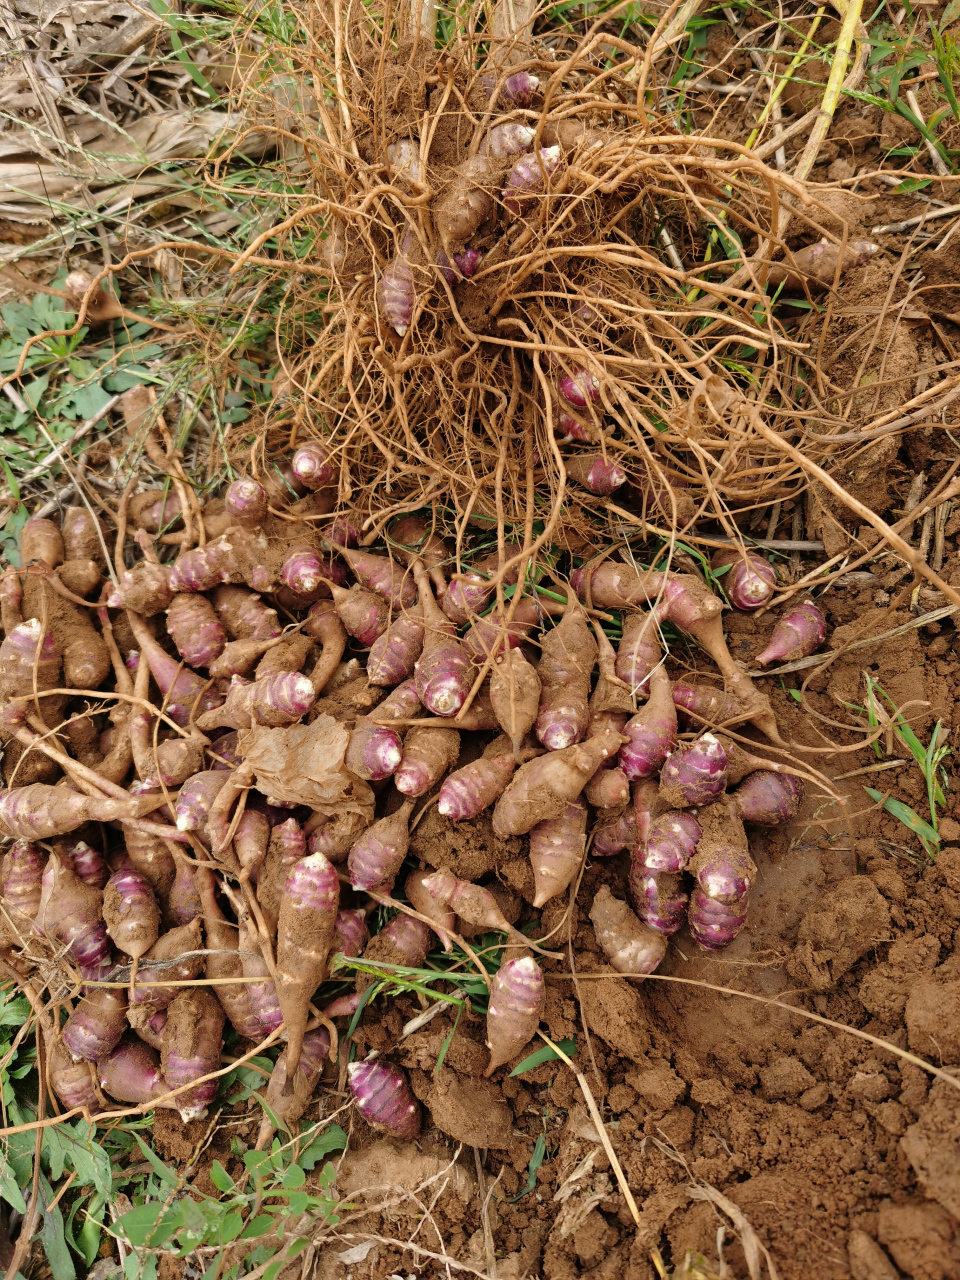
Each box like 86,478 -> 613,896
755,601 -> 826,666
485,956 -> 545,1075
347,1059 -> 421,1138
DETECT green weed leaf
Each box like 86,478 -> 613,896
509,1038 -> 577,1076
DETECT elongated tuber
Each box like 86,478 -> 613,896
395,726 -> 460,796
535,593 -> 597,751
485,956 -> 544,1075
348,800 -> 414,892
493,726 -> 622,836
103,868 -> 160,959
529,799 -> 587,907
63,986 -> 128,1062
490,646 -> 541,756
277,851 -> 339,1072
161,988 -> 225,1121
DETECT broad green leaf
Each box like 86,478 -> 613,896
210,1160 -> 235,1193
220,1211 -> 244,1244
942,0 -> 960,24
240,1214 -> 277,1239
114,1202 -> 180,1248
253,1094 -> 290,1136
281,1164 -> 305,1191
22,375 -> 48,413
0,1153 -> 26,1212
38,1173 -> 75,1280
75,1201 -> 105,1265
297,1124 -> 346,1171
509,1038 -> 577,1077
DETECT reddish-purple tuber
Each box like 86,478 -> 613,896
755,601 -> 826,666
732,770 -> 804,825
659,734 -> 727,807
291,441 -> 335,491
347,1059 -> 421,1138
643,810 -> 701,874
484,956 -> 545,1075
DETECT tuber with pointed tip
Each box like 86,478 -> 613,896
166,593 -> 226,670
438,736 -> 519,820
108,561 -> 174,616
490,646 -> 541,756
713,549 -> 776,612
277,851 -> 339,1073
193,867 -> 261,1040
434,154 -> 494,252
323,581 -> 391,646
732,770 -> 804,825
755,601 -> 826,666
619,665 -> 677,780
324,540 -> 417,612
535,591 -> 597,751
485,956 -> 544,1075
411,564 -> 472,717
103,868 -> 160,959
565,453 -> 626,496
161,988 -> 225,1121
348,1059 -> 421,1138
234,808 -> 270,875
672,681 -> 749,729
659,734 -> 727,807
529,799 -> 587,907
196,671 -> 316,731
493,726 -> 623,836
175,770 -> 231,834
422,868 -> 520,938
125,610 -> 221,726
688,800 -> 755,906
405,869 -> 455,951
442,545 -> 520,625
643,810 -> 701,874
347,800 -> 414,892
395,726 -> 460,796
590,885 -> 667,978
165,849 -> 201,927
63,987 -> 128,1062
0,784 -> 153,841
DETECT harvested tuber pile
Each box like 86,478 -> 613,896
0,436 -> 823,1141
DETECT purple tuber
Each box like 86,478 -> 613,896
643,810 -> 701,874
659,734 -> 728,807
225,478 -> 268,527
347,800 -> 414,892
732,770 -> 804,825
333,908 -> 369,958
367,611 -> 425,686
405,869 -> 455,951
161,989 -> 225,1121
63,987 -> 128,1062
99,1036 -> 170,1105
559,368 -> 601,409
291,441 -> 335,491
103,868 -> 160,959
618,666 -> 677,781
565,453 -> 626,495
485,956 -> 545,1075
630,869 -> 688,935
529,799 -> 587,907
395,726 -> 460,796
347,1059 -> 421,1138
688,888 -> 749,951
438,738 -> 517,819
713,549 -> 776,612
503,145 -> 561,215
755,601 -> 826,666
615,612 -> 661,696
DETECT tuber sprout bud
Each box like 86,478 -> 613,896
714,550 -> 776,612
564,453 -> 626,496
503,145 -> 561,215
659,734 -> 727,807
225,478 -> 268,527
347,1059 -> 421,1138
732,770 -> 804,825
558,368 -> 601,409
755,601 -> 826,666
291,441 -> 335,491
